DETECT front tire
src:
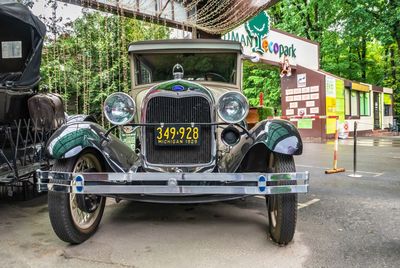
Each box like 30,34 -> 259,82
48,151 -> 106,244
266,153 -> 298,245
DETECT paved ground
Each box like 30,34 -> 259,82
1,137 -> 399,268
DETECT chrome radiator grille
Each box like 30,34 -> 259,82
144,95 -> 212,165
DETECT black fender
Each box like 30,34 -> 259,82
46,122 -> 138,172
219,119 -> 303,172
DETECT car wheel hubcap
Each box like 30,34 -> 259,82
69,154 -> 103,230
269,197 -> 278,228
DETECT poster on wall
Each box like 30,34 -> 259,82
297,119 -> 313,129
306,101 -> 315,107
298,108 -> 307,116
325,76 -> 338,134
286,89 -> 294,95
326,76 -> 336,97
297,73 -> 307,88
338,121 -> 350,139
286,109 -> 294,115
336,79 -> 345,121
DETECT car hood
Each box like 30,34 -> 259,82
147,79 -> 215,101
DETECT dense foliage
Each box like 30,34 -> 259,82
242,62 -> 281,110
41,12 -> 169,124
39,1 -> 400,119
268,0 -> 400,115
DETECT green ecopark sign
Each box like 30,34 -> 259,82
222,11 -> 297,59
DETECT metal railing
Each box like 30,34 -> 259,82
0,118 -> 58,199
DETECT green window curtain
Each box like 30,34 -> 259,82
359,92 -> 370,116
365,93 -> 370,116
360,93 -> 365,115
351,91 -> 359,116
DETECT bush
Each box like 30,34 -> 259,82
257,106 -> 275,120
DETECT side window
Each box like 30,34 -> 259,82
384,105 -> 391,116
1,41 -> 22,59
384,94 -> 392,116
350,91 -> 359,116
135,57 -> 152,85
360,92 -> 370,116
345,88 -> 361,117
140,65 -> 152,84
345,88 -> 351,116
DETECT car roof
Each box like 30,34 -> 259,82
128,39 -> 242,53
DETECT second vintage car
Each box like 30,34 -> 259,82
37,39 -> 309,245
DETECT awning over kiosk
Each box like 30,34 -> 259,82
351,82 -> 370,92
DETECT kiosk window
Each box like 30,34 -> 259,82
384,94 -> 392,116
345,89 -> 351,115
345,88 -> 359,116
351,91 -> 359,116
384,105 -> 391,116
360,92 -> 370,116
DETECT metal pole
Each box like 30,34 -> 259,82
325,118 -> 345,174
334,119 -> 339,170
349,121 -> 362,177
353,121 -> 357,175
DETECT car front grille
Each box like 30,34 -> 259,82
144,95 -> 213,165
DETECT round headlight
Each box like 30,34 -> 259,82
103,92 -> 136,125
217,92 -> 249,123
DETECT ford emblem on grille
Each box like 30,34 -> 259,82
172,85 -> 185,91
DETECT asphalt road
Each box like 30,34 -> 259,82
0,137 -> 399,268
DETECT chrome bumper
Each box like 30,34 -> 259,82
36,170 -> 309,195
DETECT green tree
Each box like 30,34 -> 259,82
41,12 -> 169,123
268,0 -> 400,115
242,61 -> 281,110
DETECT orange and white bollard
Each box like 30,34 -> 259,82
325,119 -> 345,174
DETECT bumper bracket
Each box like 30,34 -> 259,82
37,170 -> 309,195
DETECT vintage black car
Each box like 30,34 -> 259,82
0,2 -> 89,199
37,39 -> 309,245
0,2 -> 48,198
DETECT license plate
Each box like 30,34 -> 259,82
154,125 -> 201,146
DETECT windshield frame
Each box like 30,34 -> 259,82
130,50 -> 241,90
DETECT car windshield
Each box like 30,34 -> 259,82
134,52 -> 237,85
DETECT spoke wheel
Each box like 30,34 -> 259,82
48,150 -> 106,244
266,153 -> 298,245
69,154 -> 103,231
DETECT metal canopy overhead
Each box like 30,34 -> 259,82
128,39 -> 242,53
56,0 -> 281,36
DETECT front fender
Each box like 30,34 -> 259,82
66,114 -> 97,124
251,119 -> 303,155
219,119 -> 303,172
46,122 -> 138,172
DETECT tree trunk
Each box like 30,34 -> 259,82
361,37 -> 367,81
294,1 -> 311,40
390,45 -> 396,83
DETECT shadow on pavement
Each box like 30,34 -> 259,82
104,198 -> 268,232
